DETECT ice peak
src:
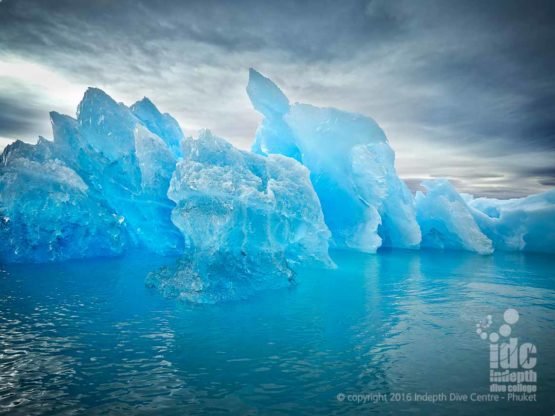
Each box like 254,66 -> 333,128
197,128 -> 215,141
247,68 -> 290,117
81,87 -> 118,107
49,111 -> 75,125
131,96 -> 183,157
76,87 -> 126,123
185,129 -> 234,160
1,140 -> 28,164
131,96 -> 160,116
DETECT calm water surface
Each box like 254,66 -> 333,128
1,250 -> 554,415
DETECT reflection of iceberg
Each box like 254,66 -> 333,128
247,69 -> 421,253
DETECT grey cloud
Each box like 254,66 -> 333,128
0,96 -> 43,138
402,179 -> 427,194
429,173 -> 505,180
540,179 -> 555,186
0,0 -> 554,197
0,81 -> 52,140
518,166 -> 555,189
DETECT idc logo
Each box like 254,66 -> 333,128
476,308 -> 537,401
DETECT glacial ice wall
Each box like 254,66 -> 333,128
247,69 -> 421,253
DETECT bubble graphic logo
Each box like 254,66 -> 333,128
476,308 -> 537,400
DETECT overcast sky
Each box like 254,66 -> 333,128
1,0 -> 554,197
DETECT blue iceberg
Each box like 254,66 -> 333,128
466,190 -> 555,254
1,69 -> 554,301
1,88 -> 184,262
247,69 -> 421,253
415,180 -> 494,255
146,130 -> 332,303
0,138 -> 128,262
130,97 -> 183,158
414,179 -> 555,255
69,88 -> 183,254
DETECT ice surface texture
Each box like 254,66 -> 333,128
247,69 -> 421,253
0,139 -> 128,262
147,130 -> 332,303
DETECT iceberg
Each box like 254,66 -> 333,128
0,139 -> 128,262
69,88 -> 183,254
146,130 -> 332,303
415,180 -> 555,255
466,190 -> 555,254
1,69 -> 554,276
247,69 -> 421,253
415,180 -> 494,255
130,97 -> 183,157
246,69 -> 554,256
0,88 -> 184,263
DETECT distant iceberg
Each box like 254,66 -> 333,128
466,190 -> 555,254
415,180 -> 494,255
415,182 -> 554,255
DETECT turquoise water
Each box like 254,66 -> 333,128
1,250 -> 554,415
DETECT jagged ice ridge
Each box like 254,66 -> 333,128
1,69 -> 553,301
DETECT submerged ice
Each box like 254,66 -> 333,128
1,69 -> 554,301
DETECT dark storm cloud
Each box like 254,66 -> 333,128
0,0 -> 554,196
0,0 -> 398,63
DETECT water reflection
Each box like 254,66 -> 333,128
0,250 -> 554,415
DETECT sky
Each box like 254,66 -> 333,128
0,0 -> 554,198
